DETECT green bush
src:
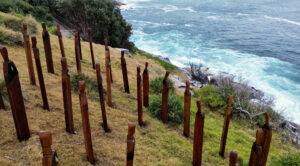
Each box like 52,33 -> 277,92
194,85 -> 226,108
0,26 -> 23,46
276,153 -> 300,166
47,25 -> 57,35
148,95 -> 183,124
0,0 -> 33,14
150,77 -> 175,95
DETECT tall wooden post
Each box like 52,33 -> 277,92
75,32 -> 81,73
137,66 -> 144,126
42,22 -> 55,74
249,129 -> 264,166
95,63 -> 110,132
260,113 -> 272,166
88,28 -> 95,69
193,101 -> 205,166
126,122 -> 136,166
143,62 -> 149,107
105,50 -> 112,107
161,71 -> 170,123
219,96 -> 233,158
22,23 -> 36,85
39,131 -> 58,166
229,151 -> 238,166
0,91 -> 5,110
31,37 -> 49,110
57,24 -> 66,57
76,21 -> 82,60
121,51 -> 130,93
183,80 -> 191,137
104,39 -> 113,83
0,46 -> 30,141
61,57 -> 75,134
79,81 -> 95,164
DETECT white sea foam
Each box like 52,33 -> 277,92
264,15 -> 300,26
161,5 -> 196,13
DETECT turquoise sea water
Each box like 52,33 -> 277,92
120,0 -> 300,124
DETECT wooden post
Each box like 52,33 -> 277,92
57,24 -> 66,57
75,32 -> 81,73
39,131 -> 58,166
61,57 -> 75,134
137,66 -> 144,126
121,51 -> 130,93
104,39 -> 113,83
219,96 -> 233,158
105,50 -> 112,107
31,37 -> 49,110
229,151 -> 238,166
126,122 -> 136,166
76,21 -> 82,60
0,46 -> 30,141
161,71 -> 170,123
0,91 -> 5,110
95,63 -> 110,132
183,80 -> 191,137
260,113 -> 272,166
42,22 -> 55,74
249,129 -> 264,166
143,62 -> 149,107
22,23 -> 36,85
88,28 -> 95,69
79,81 -> 95,164
193,101 -> 205,166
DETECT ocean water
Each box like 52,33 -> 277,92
119,0 -> 300,124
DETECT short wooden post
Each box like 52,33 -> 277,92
79,81 -> 95,164
219,96 -> 233,158
95,63 -> 110,132
61,57 -> 75,134
137,66 -> 144,126
229,151 -> 238,166
143,62 -> 149,107
104,39 -> 113,83
249,129 -> 264,166
161,71 -> 170,123
121,51 -> 130,93
105,50 -> 112,107
42,22 -> 55,74
57,24 -> 66,57
126,122 -> 136,166
39,131 -> 58,166
0,91 -> 5,110
183,80 -> 191,137
31,36 -> 49,110
193,101 -> 205,166
76,21 -> 82,60
88,28 -> 95,69
22,23 -> 36,85
260,113 -> 272,166
75,32 -> 81,73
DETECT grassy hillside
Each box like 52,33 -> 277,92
0,25 -> 298,166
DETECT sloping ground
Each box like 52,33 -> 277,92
0,26 -> 298,166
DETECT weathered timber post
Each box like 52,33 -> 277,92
88,28 -> 95,69
161,71 -> 170,123
105,50 -> 112,107
0,91 -> 5,110
79,81 -> 95,164
76,21 -> 82,60
0,46 -> 30,141
75,32 -> 81,73
137,66 -> 144,126
260,113 -> 272,166
104,39 -> 113,83
219,96 -> 233,158
183,80 -> 191,137
42,22 -> 55,74
95,63 -> 110,132
57,24 -> 66,57
126,122 -> 136,166
143,62 -> 149,107
121,51 -> 130,93
229,151 -> 238,166
249,129 -> 264,166
39,131 -> 58,166
61,57 -> 75,134
32,37 -> 49,110
193,101 -> 205,166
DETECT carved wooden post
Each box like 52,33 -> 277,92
76,21 -> 82,60
105,50 -> 112,107
161,71 -> 170,123
61,57 -> 75,134
121,51 -> 130,93
219,96 -> 233,158
126,122 -> 136,166
75,32 -> 81,73
39,131 -> 58,166
229,151 -> 238,166
193,101 -> 205,166
260,113 -> 272,166
104,39 -> 113,83
137,66 -> 144,126
0,91 -> 5,110
88,28 -> 95,69
95,63 -> 110,132
79,81 -> 95,164
1,46 -> 30,141
42,22 -> 55,74
143,62 -> 149,107
184,80 -> 191,137
57,24 -> 66,57
32,37 -> 49,110
22,23 -> 36,85
249,129 -> 264,166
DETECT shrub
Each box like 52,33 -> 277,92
0,26 -> 23,46
148,95 -> 183,124
24,15 -> 38,34
276,153 -> 300,166
194,85 -> 226,108
0,0 -> 33,14
150,77 -> 175,95
47,25 -> 57,35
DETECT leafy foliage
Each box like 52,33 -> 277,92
150,77 -> 175,95
276,153 -> 300,166
194,85 -> 226,108
0,26 -> 23,46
